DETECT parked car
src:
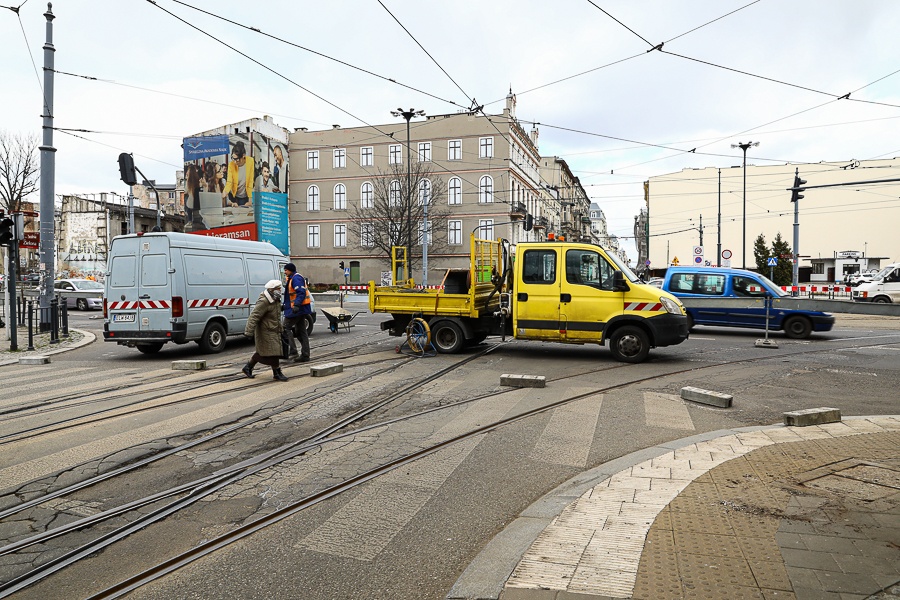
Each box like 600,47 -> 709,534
661,266 -> 834,338
22,273 -> 40,286
646,277 -> 664,288
847,270 -> 880,286
54,278 -> 104,310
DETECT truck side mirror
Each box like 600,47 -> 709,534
613,271 -> 629,292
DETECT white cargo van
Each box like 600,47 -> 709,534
852,262 -> 900,304
104,232 -> 290,354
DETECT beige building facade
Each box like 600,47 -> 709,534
646,158 -> 900,280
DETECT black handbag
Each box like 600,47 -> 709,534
280,330 -> 291,359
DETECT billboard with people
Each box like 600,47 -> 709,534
182,118 -> 289,255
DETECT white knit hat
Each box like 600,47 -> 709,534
265,279 -> 283,290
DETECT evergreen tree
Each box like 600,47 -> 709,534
770,232 -> 793,285
752,234 -> 769,273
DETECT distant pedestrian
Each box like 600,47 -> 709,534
282,262 -> 311,363
242,279 -> 288,381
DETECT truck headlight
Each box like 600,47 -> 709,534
659,296 -> 683,315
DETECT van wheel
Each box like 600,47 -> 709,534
783,316 -> 812,339
873,296 -> 891,304
136,343 -> 164,354
608,326 -> 650,363
431,321 -> 465,354
199,322 -> 227,353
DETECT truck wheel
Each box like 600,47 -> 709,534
199,322 -> 227,353
136,343 -> 164,354
873,296 -> 891,304
783,316 -> 812,339
431,321 -> 465,354
76,298 -> 88,311
608,326 -> 650,363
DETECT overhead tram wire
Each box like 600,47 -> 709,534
55,129 -> 183,169
6,0 -> 49,115
167,0 -> 467,112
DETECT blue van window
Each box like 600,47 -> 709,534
141,254 -> 168,287
522,249 -> 556,284
670,272 -> 724,295
247,258 -> 276,286
109,255 -> 136,288
733,275 -> 766,297
670,273 -> 695,292
184,255 -> 245,285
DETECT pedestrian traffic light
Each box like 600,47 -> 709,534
339,261 -> 345,270
523,214 -> 534,232
118,152 -> 137,186
0,215 -> 15,247
790,173 -> 807,203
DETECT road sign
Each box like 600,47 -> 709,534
722,249 -> 732,259
344,268 -> 351,276
672,257 -> 680,265
723,259 -> 731,268
693,245 -> 704,256
767,257 -> 778,266
705,260 -> 711,266
694,256 -> 703,264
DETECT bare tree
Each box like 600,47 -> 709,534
0,130 -> 39,214
348,161 -> 450,272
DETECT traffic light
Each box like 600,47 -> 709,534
523,214 -> 534,232
339,261 -> 345,270
118,152 -> 137,186
0,215 -> 15,247
790,173 -> 807,203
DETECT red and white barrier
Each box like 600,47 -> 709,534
780,286 -> 852,293
339,285 -> 370,291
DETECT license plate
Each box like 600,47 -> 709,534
113,313 -> 136,323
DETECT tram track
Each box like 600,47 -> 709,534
1,336 -> 897,598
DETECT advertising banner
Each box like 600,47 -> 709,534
181,130 -> 289,253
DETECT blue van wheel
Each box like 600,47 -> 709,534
783,316 -> 812,339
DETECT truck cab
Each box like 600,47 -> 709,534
853,263 -> 900,303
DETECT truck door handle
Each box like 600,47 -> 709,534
560,293 -> 572,302
139,294 -> 150,299
517,293 -> 528,301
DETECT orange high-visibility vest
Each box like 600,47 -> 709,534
288,275 -> 311,306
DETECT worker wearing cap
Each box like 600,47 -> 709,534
282,262 -> 311,363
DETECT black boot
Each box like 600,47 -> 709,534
273,368 -> 288,382
241,362 -> 255,378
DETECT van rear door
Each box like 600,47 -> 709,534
137,236 -> 173,334
107,237 -> 141,333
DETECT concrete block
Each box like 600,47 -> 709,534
172,360 -> 207,370
783,407 -> 841,427
500,374 -> 546,388
19,355 -> 50,365
310,362 -> 343,377
681,386 -> 733,408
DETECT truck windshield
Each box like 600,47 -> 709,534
605,251 -> 640,283
874,265 -> 893,280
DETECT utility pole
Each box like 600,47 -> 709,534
731,141 -> 758,269
38,3 -> 57,330
790,168 -> 807,292
391,108 -> 424,282
717,169 -> 721,267
699,214 -> 703,247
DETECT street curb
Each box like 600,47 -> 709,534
447,416 -> 898,600
0,328 -> 95,366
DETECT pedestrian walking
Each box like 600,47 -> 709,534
282,262 -> 311,363
242,279 -> 288,381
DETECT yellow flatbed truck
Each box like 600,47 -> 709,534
369,235 -> 689,363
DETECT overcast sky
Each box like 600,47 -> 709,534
2,0 -> 898,259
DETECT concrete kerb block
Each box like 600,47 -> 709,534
310,362 -> 343,377
172,360 -> 207,370
19,355 -> 50,365
681,386 -> 733,408
500,374 -> 546,388
783,407 -> 841,427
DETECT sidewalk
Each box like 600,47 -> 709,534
451,417 -> 900,600
0,324 -> 94,365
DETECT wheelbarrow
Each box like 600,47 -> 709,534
320,307 -> 362,333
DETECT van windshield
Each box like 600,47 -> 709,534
874,266 -> 893,280
756,273 -> 788,297
605,251 -> 640,283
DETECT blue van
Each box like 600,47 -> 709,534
661,266 -> 834,338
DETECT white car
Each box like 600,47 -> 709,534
54,279 -> 104,310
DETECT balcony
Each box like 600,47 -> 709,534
581,216 -> 592,224
509,201 -> 527,217
533,216 -> 548,230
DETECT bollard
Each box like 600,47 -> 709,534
27,300 -> 35,351
61,300 -> 69,338
50,298 -> 60,345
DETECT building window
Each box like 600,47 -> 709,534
479,175 -> 493,203
478,219 -> 494,240
418,220 -> 432,245
479,137 -> 493,158
361,222 -> 375,247
307,185 -> 320,211
334,184 -> 346,210
389,144 -> 402,165
448,177 -> 461,205
360,146 -> 373,167
360,182 -> 374,208
307,150 -> 319,170
419,179 -> 431,205
448,139 -> 462,161
418,142 -> 431,162
389,180 -> 401,206
389,222 -> 401,246
333,148 -> 346,169
812,262 -> 825,275
448,220 -> 462,245
307,225 -> 320,248
334,224 -> 347,248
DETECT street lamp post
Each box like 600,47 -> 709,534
391,108 -> 425,283
731,141 -> 758,269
